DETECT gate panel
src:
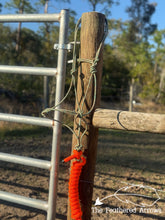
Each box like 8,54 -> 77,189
0,9 -> 69,220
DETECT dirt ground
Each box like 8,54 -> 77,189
0,126 -> 164,220
0,99 -> 164,220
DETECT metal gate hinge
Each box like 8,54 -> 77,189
54,43 -> 73,51
54,42 -> 80,51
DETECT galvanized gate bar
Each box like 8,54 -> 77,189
0,65 -> 57,76
0,13 -> 60,22
0,113 -> 53,127
0,191 -> 48,211
47,9 -> 69,220
0,152 -> 51,169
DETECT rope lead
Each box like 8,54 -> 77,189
63,150 -> 86,220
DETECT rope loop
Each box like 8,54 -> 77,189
76,111 -> 83,119
71,69 -> 76,76
75,144 -> 83,151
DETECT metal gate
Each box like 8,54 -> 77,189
0,9 -> 69,220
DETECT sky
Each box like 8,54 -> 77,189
67,0 -> 165,31
1,0 -> 165,31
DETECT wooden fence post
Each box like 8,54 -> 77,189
67,12 -> 105,220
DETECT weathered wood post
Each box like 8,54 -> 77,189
67,12 -> 105,220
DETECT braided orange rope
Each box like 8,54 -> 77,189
64,150 -> 86,220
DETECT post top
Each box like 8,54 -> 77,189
82,11 -> 105,17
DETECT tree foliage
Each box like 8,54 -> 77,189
126,0 -> 157,41
86,0 -> 119,16
0,25 -> 44,98
0,0 -> 164,107
35,0 -> 70,11
0,3 -> 2,13
102,44 -> 130,101
151,29 -> 165,71
5,0 -> 37,13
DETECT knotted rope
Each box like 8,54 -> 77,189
41,17 -> 108,151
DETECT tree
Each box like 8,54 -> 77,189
5,0 -> 36,13
35,0 -> 70,107
150,29 -> 165,102
5,0 -> 37,52
126,0 -> 157,41
86,0 -> 119,16
124,0 -> 157,110
102,44 -> 130,102
112,18 -> 155,109
151,30 -> 165,75
35,0 -> 70,11
0,3 -> 2,13
0,24 -> 16,65
0,24 -> 44,100
37,0 -> 51,108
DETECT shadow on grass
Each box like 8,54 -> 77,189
97,156 -> 165,174
0,126 -> 52,139
0,178 -> 48,194
0,199 -> 47,216
0,161 -> 68,179
97,129 -> 165,174
0,200 -> 67,219
93,184 -> 165,203
0,125 -> 71,139
99,129 -> 165,146
97,171 -> 165,188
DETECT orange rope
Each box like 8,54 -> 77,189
64,150 -> 86,220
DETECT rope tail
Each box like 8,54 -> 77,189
64,150 -> 86,220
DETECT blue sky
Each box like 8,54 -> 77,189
54,0 -> 164,31
69,0 -> 165,30
1,0 -> 165,31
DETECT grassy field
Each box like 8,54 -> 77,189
0,124 -> 164,219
